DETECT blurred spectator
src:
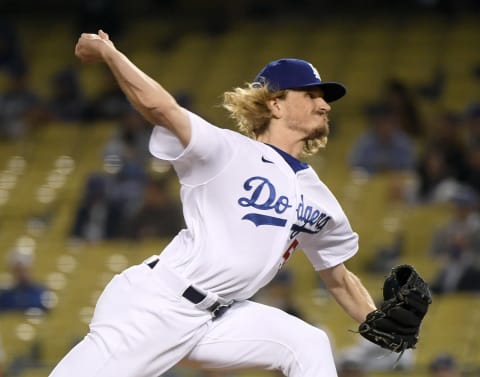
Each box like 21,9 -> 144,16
48,67 -> 89,122
72,103 -> 153,242
336,359 -> 367,377
382,78 -> 424,138
414,145 -> 463,204
123,175 -> 184,240
430,111 -> 468,179
103,108 -> 152,167
71,158 -> 147,242
70,173 -> 117,242
108,158 -> 147,223
429,187 -> 480,294
0,248 -> 50,313
349,103 -> 415,175
0,68 -> 48,140
86,67 -> 131,121
0,17 -> 25,76
413,110 -> 470,203
429,354 -> 461,377
336,336 -> 414,373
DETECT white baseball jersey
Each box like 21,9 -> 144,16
149,110 -> 358,301
49,109 -> 357,377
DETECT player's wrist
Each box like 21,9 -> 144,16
99,42 -> 118,63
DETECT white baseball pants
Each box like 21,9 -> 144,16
48,260 -> 337,377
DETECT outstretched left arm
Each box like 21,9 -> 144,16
318,263 -> 376,323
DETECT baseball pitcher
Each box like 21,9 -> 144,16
48,30 -> 431,377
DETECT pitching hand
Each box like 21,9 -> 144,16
75,30 -> 115,64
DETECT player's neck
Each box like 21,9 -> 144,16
257,127 -> 304,159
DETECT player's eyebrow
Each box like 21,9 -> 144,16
305,88 -> 325,98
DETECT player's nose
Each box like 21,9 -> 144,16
317,97 -> 331,113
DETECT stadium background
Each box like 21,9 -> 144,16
0,0 -> 479,376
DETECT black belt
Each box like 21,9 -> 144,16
146,258 -> 232,320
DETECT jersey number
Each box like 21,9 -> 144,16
279,239 -> 298,269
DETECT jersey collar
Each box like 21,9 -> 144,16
266,144 -> 309,173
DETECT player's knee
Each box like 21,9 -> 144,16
280,328 -> 335,377
298,328 -> 332,358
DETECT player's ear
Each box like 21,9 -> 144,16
266,98 -> 282,119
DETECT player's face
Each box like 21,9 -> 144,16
278,87 -> 331,140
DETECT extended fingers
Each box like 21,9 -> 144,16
98,29 -> 109,40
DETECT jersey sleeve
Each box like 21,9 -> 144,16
301,218 -> 359,271
298,176 -> 359,271
149,110 -> 234,186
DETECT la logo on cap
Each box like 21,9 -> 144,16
308,63 -> 321,81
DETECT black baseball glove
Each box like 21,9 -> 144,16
358,264 -> 432,353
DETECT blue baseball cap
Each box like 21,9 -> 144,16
254,58 -> 346,103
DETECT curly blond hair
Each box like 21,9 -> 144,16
222,83 -> 328,156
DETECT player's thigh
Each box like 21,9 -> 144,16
184,300 -> 336,377
50,264 -> 209,377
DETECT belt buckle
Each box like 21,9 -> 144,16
211,301 -> 233,320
